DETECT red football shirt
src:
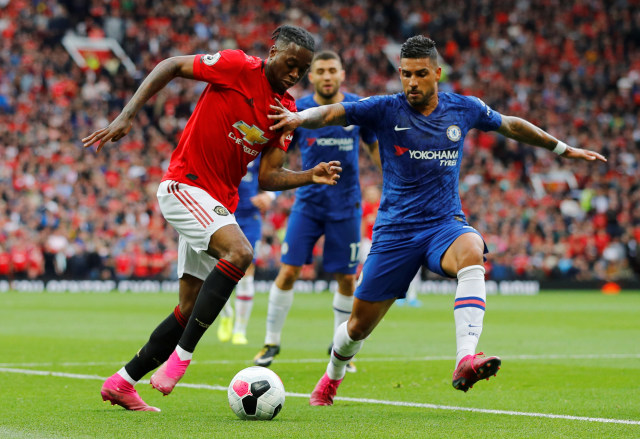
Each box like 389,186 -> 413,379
162,50 -> 296,212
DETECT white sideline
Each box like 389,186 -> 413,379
1,352 -> 639,368
1,367 -> 638,426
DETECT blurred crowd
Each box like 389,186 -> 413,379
0,0 -> 638,283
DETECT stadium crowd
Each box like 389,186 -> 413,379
0,0 -> 638,283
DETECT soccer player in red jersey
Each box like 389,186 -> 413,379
83,25 -> 342,412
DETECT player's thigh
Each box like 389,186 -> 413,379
158,180 -> 239,253
322,216 -> 361,274
423,222 -> 487,278
208,223 -> 253,270
280,210 -> 323,266
356,243 -> 423,302
158,180 -> 248,275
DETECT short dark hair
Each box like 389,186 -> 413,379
312,50 -> 341,64
272,25 -> 315,53
400,36 -> 438,62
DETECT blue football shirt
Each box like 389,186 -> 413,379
342,92 -> 502,242
290,93 -> 377,221
235,157 -> 261,218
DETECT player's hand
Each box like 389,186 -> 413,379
81,114 -> 133,152
311,160 -> 342,185
250,193 -> 275,213
561,146 -> 607,163
268,99 -> 302,147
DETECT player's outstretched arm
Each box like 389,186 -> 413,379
82,55 -> 196,152
364,140 -> 382,170
496,115 -> 607,163
268,99 -> 347,147
258,146 -> 341,191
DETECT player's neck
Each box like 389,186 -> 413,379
412,93 -> 439,117
313,91 -> 344,106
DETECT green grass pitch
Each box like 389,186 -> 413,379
1,290 -> 639,438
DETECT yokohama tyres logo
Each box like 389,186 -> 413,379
394,145 -> 459,166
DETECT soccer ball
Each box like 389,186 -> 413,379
227,366 -> 285,420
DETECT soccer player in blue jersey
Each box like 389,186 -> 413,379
267,36 -> 606,405
217,157 -> 277,345
254,50 -> 380,370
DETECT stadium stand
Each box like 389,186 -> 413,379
0,0 -> 638,284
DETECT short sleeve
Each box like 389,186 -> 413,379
192,50 -> 246,86
342,96 -> 385,130
274,95 -> 297,151
470,96 -> 502,132
359,126 -> 377,145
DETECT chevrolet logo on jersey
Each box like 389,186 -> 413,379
232,121 -> 269,145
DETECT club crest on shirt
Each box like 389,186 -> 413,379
202,53 -> 221,66
214,206 -> 229,216
446,125 -> 461,142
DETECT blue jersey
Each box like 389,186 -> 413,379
235,157 -> 261,218
343,92 -> 502,242
291,93 -> 377,221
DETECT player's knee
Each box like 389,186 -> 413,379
346,319 -> 372,341
336,274 -> 357,294
177,301 -> 194,319
458,248 -> 484,270
276,265 -> 301,289
223,243 -> 254,272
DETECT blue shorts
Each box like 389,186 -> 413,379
281,210 -> 361,274
355,219 -> 488,302
237,212 -> 262,262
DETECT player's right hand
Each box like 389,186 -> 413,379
311,160 -> 342,185
81,114 -> 133,152
268,99 -> 302,147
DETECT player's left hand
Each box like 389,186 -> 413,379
81,113 -> 133,152
562,146 -> 607,163
250,193 -> 275,212
311,160 -> 342,185
268,99 -> 302,147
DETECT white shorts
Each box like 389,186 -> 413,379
157,180 -> 238,280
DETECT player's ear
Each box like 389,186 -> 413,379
268,45 -> 278,59
435,66 -> 442,81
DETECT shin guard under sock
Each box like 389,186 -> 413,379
178,259 -> 244,353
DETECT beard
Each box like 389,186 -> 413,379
406,89 -> 434,108
316,85 -> 338,100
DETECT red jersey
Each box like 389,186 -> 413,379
162,50 -> 296,212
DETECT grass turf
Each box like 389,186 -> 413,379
1,290 -> 639,438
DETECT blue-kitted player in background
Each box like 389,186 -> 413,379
267,36 -> 606,405
254,50 -> 380,371
217,157 -> 277,345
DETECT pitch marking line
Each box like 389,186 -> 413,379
1,367 -> 638,426
1,353 -> 639,368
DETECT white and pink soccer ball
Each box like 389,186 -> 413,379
228,366 -> 285,420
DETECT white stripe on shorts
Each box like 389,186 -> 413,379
169,182 -> 213,228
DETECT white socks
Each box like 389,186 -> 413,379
327,322 -> 364,380
220,301 -> 233,319
332,292 -> 353,332
454,265 -> 486,366
233,275 -> 255,335
117,367 -> 137,386
406,271 -> 420,301
175,345 -> 193,361
264,283 -> 294,345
